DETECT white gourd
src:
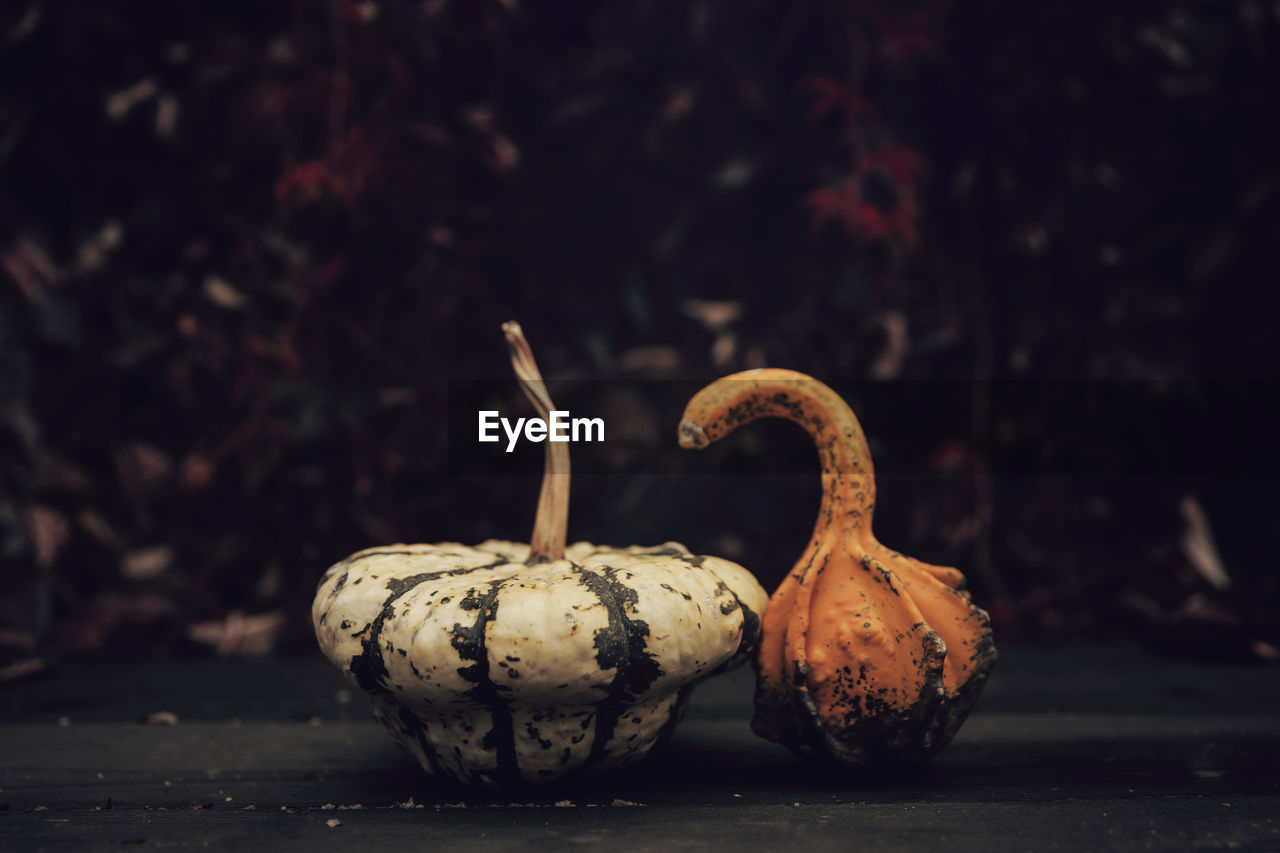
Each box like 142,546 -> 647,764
312,323 -> 766,789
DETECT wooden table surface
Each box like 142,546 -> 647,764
3,646 -> 1278,851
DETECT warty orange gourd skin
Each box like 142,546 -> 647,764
679,368 -> 996,767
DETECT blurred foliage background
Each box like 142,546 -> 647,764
1,0 -> 1278,673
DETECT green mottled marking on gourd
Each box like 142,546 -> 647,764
346,561 -> 498,697
344,549 -> 424,567
653,683 -> 693,749
575,565 -> 664,767
736,600 -> 760,660
449,580 -> 522,788
325,570 -> 348,601
395,703 -> 446,778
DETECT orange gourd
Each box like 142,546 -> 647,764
679,369 -> 996,767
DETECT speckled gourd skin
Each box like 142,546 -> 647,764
680,369 -> 997,768
313,539 -> 766,789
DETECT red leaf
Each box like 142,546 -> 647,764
805,180 -> 863,231
805,177 -> 921,249
802,76 -> 879,123
803,76 -> 845,119
274,161 -> 333,208
864,146 -> 928,188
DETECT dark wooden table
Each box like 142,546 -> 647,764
3,647 -> 1278,851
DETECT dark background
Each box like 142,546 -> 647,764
2,0 -> 1278,674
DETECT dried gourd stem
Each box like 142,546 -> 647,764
502,321 -> 569,563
